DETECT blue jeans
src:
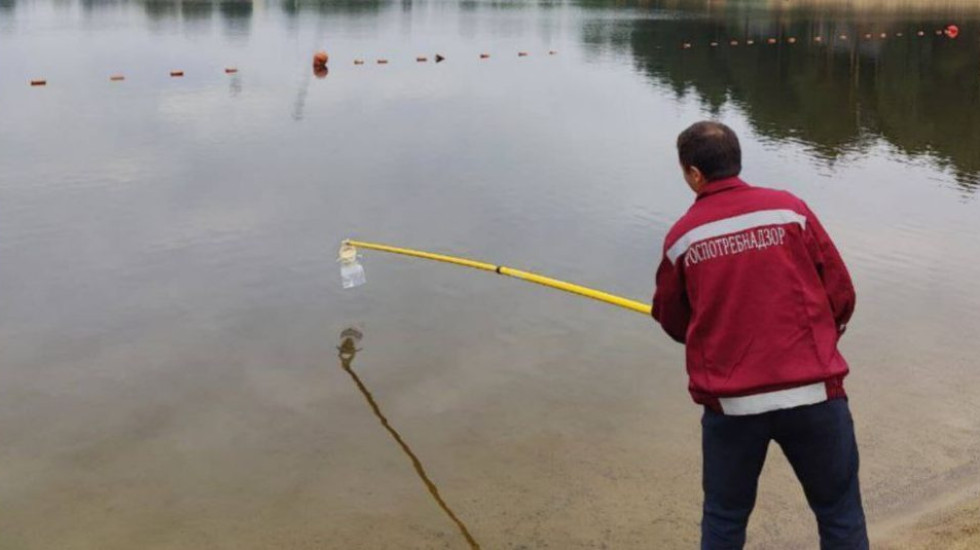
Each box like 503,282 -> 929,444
701,398 -> 868,550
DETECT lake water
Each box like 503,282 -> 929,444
2,1 -> 979,548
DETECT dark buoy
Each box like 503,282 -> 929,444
224,67 -> 238,74
354,59 -> 365,65
435,54 -> 445,63
480,53 -> 490,59
416,56 -> 428,62
170,70 -> 184,77
30,79 -> 47,86
377,59 -> 388,65
109,74 -> 125,81
518,51 -> 529,57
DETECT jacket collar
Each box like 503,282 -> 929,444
696,176 -> 748,200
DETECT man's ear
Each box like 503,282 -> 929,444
685,165 -> 706,192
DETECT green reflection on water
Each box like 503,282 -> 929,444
580,0 -> 980,191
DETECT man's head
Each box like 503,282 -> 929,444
676,121 -> 742,193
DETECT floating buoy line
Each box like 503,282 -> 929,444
25,25 -> 963,87
26,48 -> 559,87
681,24 -> 961,51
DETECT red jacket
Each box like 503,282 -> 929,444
652,177 -> 855,415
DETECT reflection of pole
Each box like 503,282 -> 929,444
337,330 -> 480,550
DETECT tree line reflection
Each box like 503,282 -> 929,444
581,0 -> 980,191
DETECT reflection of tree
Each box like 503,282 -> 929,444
180,0 -> 214,22
143,0 -> 179,21
582,3 -> 980,191
281,0 -> 389,16
0,0 -> 14,11
220,0 -> 252,35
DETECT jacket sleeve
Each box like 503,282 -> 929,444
802,203 -> 856,336
652,252 -> 691,344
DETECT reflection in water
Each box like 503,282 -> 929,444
337,329 -> 481,550
219,0 -> 252,36
582,1 -> 980,191
292,62 -> 328,120
282,0 -> 390,16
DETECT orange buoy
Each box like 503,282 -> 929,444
814,36 -> 823,42
730,40 -> 739,46
314,66 -> 328,79
170,70 -> 184,77
917,30 -> 925,37
354,59 -> 365,65
935,29 -> 943,36
30,79 -> 47,86
946,24 -> 960,39
224,67 -> 238,74
787,37 -> 797,44
864,33 -> 872,39
896,32 -> 904,37
710,42 -> 718,47
880,32 -> 888,39
767,37 -> 777,44
109,74 -> 125,81
518,51 -> 529,57
313,50 -> 329,68
840,34 -> 849,40
377,59 -> 388,65
682,42 -> 692,49
746,39 -> 755,45
480,53 -> 490,59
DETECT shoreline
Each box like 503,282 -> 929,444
876,492 -> 980,549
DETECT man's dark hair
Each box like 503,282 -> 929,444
677,121 -> 742,181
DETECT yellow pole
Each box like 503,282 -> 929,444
343,239 -> 652,316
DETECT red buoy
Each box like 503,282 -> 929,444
946,24 -> 960,39
313,50 -> 329,68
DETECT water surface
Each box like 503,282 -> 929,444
2,1 -> 979,548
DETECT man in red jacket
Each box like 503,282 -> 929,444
653,121 -> 868,549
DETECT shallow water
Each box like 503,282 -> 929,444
1,1 -> 979,548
